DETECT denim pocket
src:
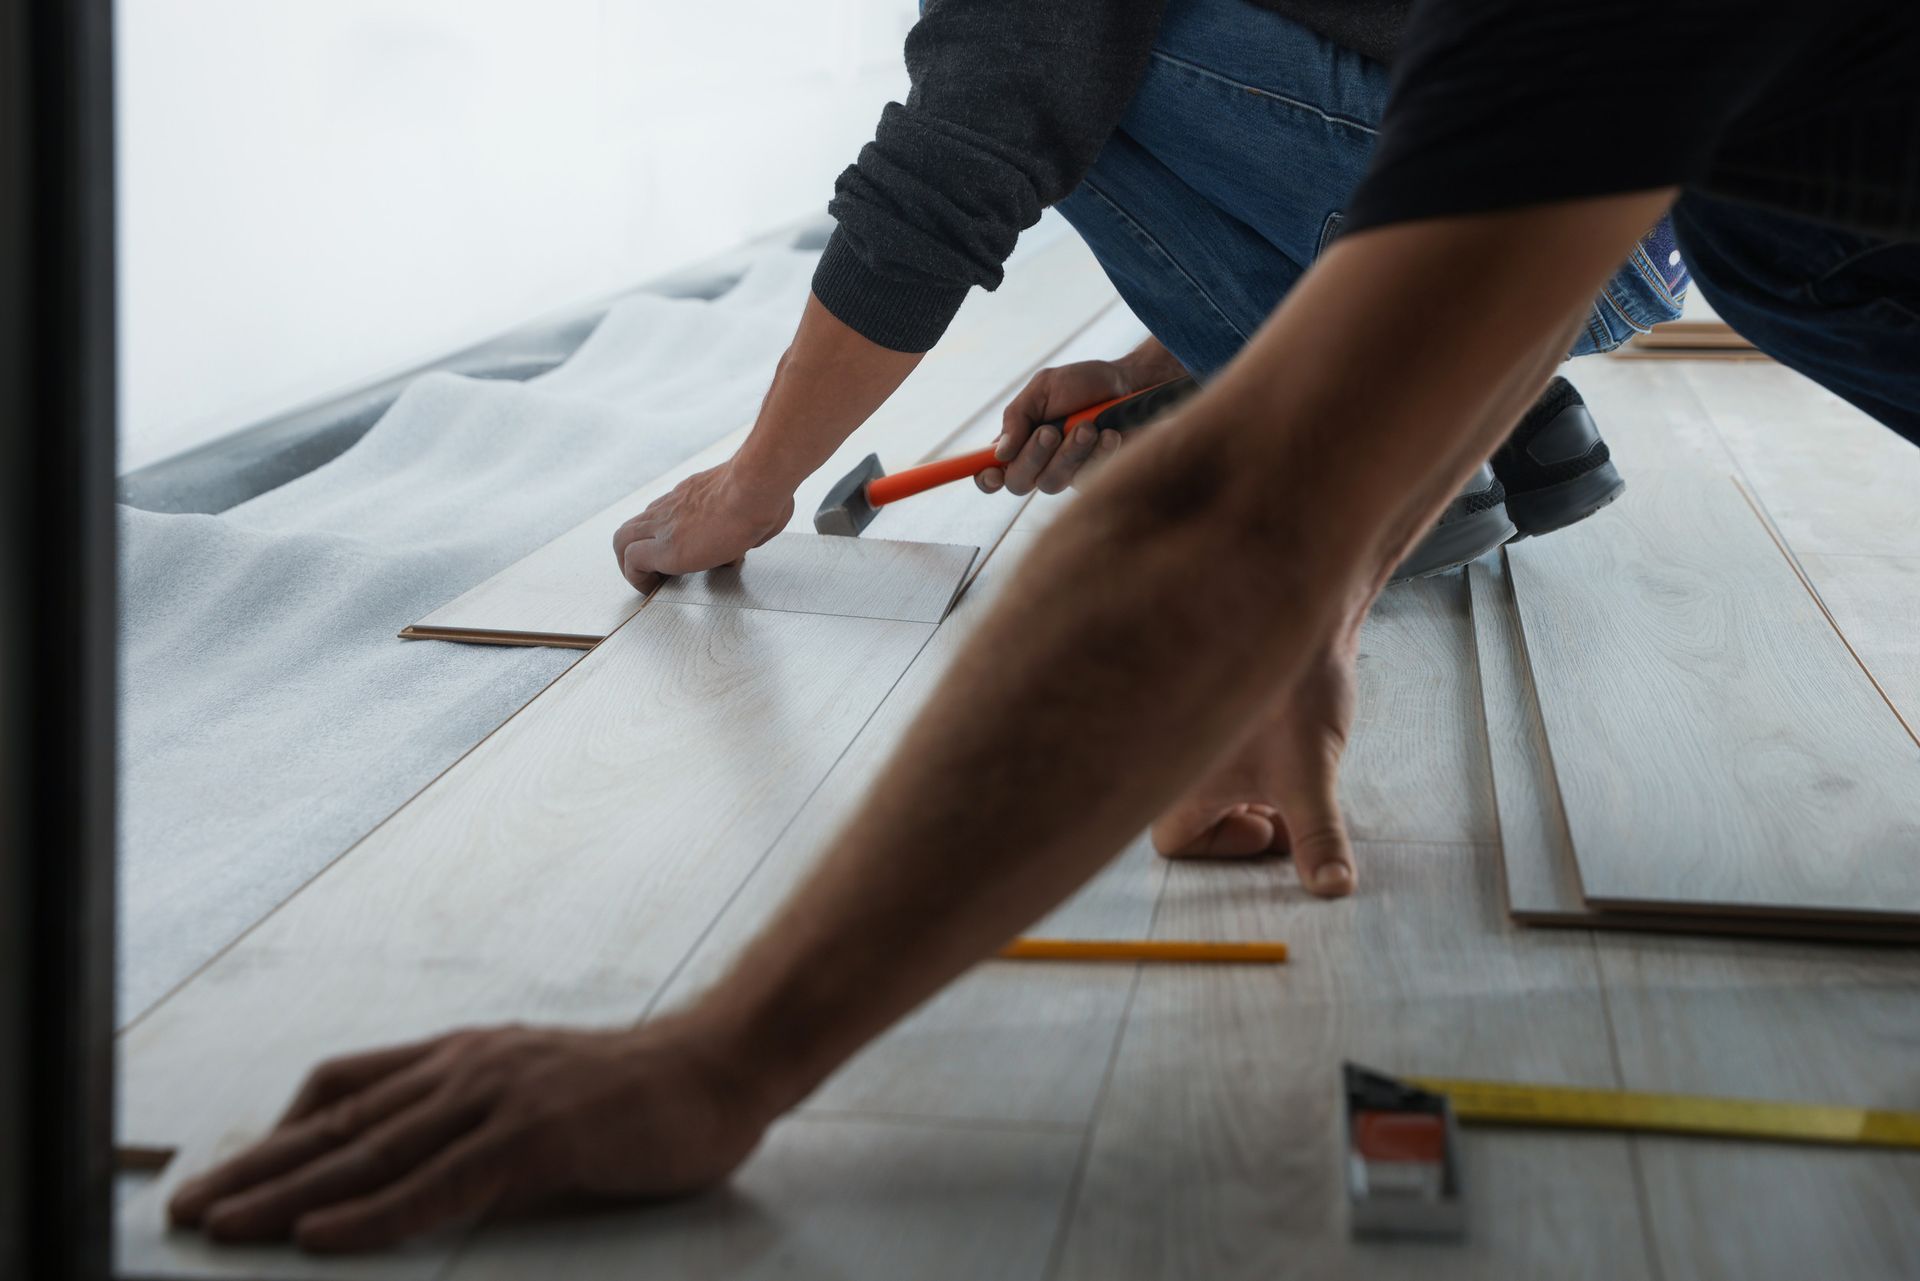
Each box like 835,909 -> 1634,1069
1315,210 -> 1345,260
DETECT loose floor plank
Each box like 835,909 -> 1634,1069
445,1115 -> 1082,1281
118,601 -> 936,1158
650,532 -> 978,623
1506,471 -> 1920,924
1053,844 -> 1655,1281
651,531 -> 1167,1129
1470,554 -> 1915,943
406,233 -> 1121,646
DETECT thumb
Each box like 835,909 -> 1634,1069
1278,769 -> 1355,898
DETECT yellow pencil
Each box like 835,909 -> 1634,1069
999,938 -> 1288,963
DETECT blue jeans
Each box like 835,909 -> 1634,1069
1673,194 -> 1920,447
1051,0 -> 1687,379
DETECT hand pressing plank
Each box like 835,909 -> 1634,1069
168,1020 -> 773,1253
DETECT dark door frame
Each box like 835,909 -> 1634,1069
1,0 -> 118,1277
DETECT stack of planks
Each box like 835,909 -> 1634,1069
1472,462 -> 1920,942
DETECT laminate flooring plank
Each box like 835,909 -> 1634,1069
1470,554 -> 1916,943
1052,843 -> 1653,1281
652,531 -> 1168,1128
1506,471 -> 1920,922
408,235 -> 1121,646
1594,932 -> 1920,1280
1469,554 -> 1583,921
1558,356 -> 1742,474
118,602 -> 936,1156
1684,360 -> 1920,558
445,1115 -> 1082,1281
1343,571 -> 1499,845
650,532 -> 978,622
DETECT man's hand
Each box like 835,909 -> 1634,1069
612,461 -> 794,593
166,1019 -> 776,1254
1151,627 -> 1360,897
978,337 -> 1189,496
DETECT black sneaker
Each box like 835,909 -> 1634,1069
1491,376 -> 1625,538
1390,463 -> 1516,582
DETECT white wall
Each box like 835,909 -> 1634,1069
116,0 -> 917,471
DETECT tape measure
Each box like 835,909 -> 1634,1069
1408,1076 -> 1920,1152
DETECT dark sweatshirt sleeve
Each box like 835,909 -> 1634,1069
813,0 -> 1168,352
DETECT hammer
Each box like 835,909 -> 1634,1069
813,375 -> 1199,536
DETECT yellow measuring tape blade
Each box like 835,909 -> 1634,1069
1407,1077 -> 1920,1152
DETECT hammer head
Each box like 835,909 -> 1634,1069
813,452 -> 885,537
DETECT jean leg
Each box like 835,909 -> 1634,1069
1673,194 -> 1920,446
1056,130 -> 1306,379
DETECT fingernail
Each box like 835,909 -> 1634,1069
1038,427 -> 1059,448
1075,425 -> 1093,446
995,434 -> 1013,461
1311,863 -> 1353,895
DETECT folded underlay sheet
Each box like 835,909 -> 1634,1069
117,247 -> 818,1024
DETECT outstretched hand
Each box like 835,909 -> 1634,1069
167,1020 -> 774,1254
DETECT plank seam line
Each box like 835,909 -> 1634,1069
114,586 -> 677,1036
1038,852 -> 1174,1281
628,624 -> 948,1031
1589,936 -> 1671,1281
1731,474 -> 1920,751
790,1108 -> 1083,1136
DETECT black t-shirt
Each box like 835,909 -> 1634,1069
1347,0 -> 1920,240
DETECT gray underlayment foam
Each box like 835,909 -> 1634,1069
117,248 -> 817,1024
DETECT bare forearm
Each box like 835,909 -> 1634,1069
695,193 -> 1676,1114
729,293 -> 925,503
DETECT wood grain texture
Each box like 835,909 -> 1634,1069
1471,553 -> 1916,943
1506,471 -> 1920,922
1344,571 -> 1499,844
651,532 -> 977,622
1685,360 -> 1920,558
1595,932 -> 1920,1279
1053,843 -> 1655,1281
408,234 -> 1121,646
652,532 -> 1167,1128
445,1116 -> 1081,1281
118,603 -> 936,1156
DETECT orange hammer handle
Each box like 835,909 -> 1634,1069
866,445 -> 1002,507
862,379 -> 1192,510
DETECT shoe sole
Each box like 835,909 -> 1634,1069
1389,502 -> 1517,583
1503,462 -> 1627,540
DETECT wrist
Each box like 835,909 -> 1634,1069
720,449 -> 802,525
1115,338 -> 1188,389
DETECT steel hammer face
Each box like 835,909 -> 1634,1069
813,452 -> 886,537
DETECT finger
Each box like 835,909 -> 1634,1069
172,1066 -> 443,1228
998,376 -> 1056,460
1032,422 -> 1099,495
1278,779 -> 1356,898
1072,430 -> 1124,491
295,1128 -> 516,1254
275,1039 -> 446,1128
974,466 -> 1006,494
1001,425 -> 1060,496
1151,803 -> 1280,860
203,1094 -> 488,1244
620,539 -> 667,594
